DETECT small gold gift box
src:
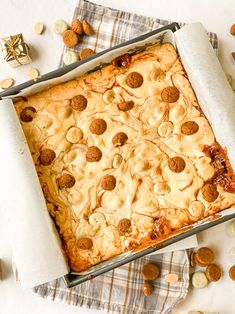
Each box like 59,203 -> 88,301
1,33 -> 31,67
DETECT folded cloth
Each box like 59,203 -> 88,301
34,1 -> 218,313
59,0 -> 217,66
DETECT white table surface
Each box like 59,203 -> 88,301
0,0 -> 235,313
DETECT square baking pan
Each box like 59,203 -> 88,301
1,22 -> 235,288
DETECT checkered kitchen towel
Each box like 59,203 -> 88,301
34,1 -> 218,313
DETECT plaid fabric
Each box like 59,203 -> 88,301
59,0 -> 217,67
34,1 -> 218,313
34,251 -> 189,314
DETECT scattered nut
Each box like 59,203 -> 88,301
79,48 -> 95,60
194,247 -> 214,266
63,30 -> 79,48
1,78 -> 14,89
27,68 -> 40,80
82,20 -> 94,36
232,52 -> 235,61
71,18 -> 83,35
230,23 -> 235,36
141,263 -> 160,280
229,265 -> 235,281
143,280 -> 153,296
205,264 -> 222,282
34,22 -> 45,35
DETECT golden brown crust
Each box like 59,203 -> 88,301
14,43 -> 235,272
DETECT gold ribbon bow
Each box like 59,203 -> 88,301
2,34 -> 29,65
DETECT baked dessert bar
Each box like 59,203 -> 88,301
14,43 -> 235,272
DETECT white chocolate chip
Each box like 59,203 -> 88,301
153,181 -> 171,195
63,51 -> 79,65
112,154 -> 123,169
66,127 -> 83,143
27,68 -> 40,80
164,273 -> 179,283
34,22 -> 44,35
188,200 -> 205,218
1,78 -> 14,89
89,212 -> 106,226
103,90 -> 115,104
53,19 -> 68,35
158,121 -> 174,137
191,271 -> 208,289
